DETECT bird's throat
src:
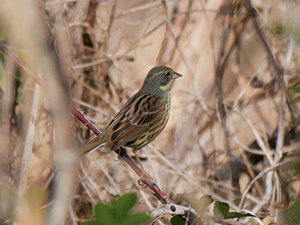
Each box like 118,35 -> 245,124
159,79 -> 175,92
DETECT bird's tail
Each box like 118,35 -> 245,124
80,134 -> 106,156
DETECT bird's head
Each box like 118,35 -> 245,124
141,66 -> 182,97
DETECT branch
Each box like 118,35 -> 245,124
243,0 -> 298,118
0,42 -> 44,88
215,3 -> 235,154
18,82 -> 41,197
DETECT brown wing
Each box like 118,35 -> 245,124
104,91 -> 166,150
79,132 -> 107,155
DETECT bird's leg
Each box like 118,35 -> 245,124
133,149 -> 149,186
133,149 -> 144,170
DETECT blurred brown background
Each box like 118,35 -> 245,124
0,0 -> 300,224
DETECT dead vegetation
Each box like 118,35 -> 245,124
0,0 -> 300,224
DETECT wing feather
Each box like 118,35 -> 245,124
105,91 -> 166,149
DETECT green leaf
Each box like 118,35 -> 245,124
197,195 -> 213,215
274,24 -> 285,35
170,215 -> 186,225
287,196 -> 300,224
292,96 -> 300,103
225,212 -> 254,219
294,162 -> 300,175
121,213 -> 150,225
289,81 -> 300,90
94,203 -> 114,225
83,220 -> 98,225
0,28 -> 10,40
213,202 -> 229,219
288,81 -> 300,103
114,192 -> 137,223
0,59 -> 5,85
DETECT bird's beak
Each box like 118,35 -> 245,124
173,72 -> 183,79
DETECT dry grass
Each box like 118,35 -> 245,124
0,0 -> 300,224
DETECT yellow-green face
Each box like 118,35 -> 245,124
142,66 -> 182,96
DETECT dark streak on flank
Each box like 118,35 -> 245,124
125,137 -> 139,147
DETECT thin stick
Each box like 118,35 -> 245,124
0,42 -> 44,88
238,161 -> 289,209
18,82 -> 41,197
243,0 -> 298,118
215,1 -> 239,154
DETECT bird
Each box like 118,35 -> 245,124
80,66 -> 182,156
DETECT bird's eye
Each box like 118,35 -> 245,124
165,71 -> 171,79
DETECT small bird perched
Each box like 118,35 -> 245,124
80,66 -> 182,156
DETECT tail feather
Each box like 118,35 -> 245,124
80,134 -> 106,156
